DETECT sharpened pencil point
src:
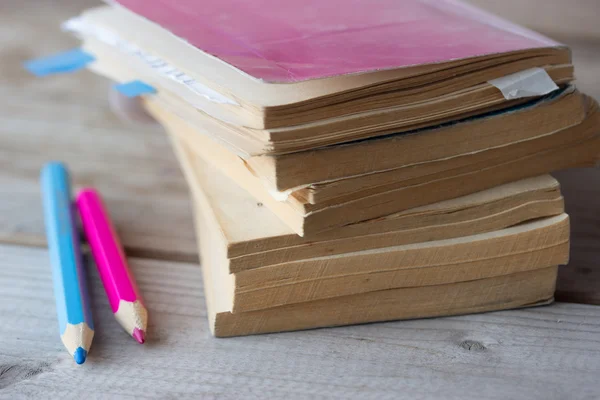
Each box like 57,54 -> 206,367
133,328 -> 146,344
74,347 -> 87,364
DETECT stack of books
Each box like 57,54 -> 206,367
66,0 -> 600,337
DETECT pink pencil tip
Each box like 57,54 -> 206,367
132,328 -> 146,344
76,187 -> 97,198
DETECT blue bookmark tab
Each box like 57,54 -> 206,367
24,48 -> 95,77
114,80 -> 157,98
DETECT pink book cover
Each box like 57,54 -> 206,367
110,0 -> 561,83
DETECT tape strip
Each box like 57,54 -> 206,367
489,68 -> 559,100
114,80 -> 157,97
24,48 -> 95,77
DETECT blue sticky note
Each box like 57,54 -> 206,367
24,48 -> 95,77
114,80 -> 157,98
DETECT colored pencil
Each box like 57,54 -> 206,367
41,162 -> 94,364
76,188 -> 148,344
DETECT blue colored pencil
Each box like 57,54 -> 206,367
41,162 -> 94,364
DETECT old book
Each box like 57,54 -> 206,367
170,132 -> 565,271
207,267 -> 559,337
138,87 -> 585,191
228,216 -> 569,312
83,35 -> 572,156
66,1 -> 572,155
233,248 -> 567,313
202,200 -> 560,337
149,88 -> 590,193
155,98 -> 600,236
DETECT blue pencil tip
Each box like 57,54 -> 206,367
73,347 -> 87,364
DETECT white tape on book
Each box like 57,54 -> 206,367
488,68 -> 559,100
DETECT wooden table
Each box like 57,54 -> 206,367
1,1 -> 599,398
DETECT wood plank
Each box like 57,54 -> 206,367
0,245 -> 600,399
0,0 -> 197,260
554,168 -> 600,304
468,0 -> 600,40
1,243 -> 599,399
568,38 -> 600,101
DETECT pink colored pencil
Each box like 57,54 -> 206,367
76,188 -> 148,344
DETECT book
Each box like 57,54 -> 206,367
207,266 -> 559,337
151,87 -> 588,192
152,96 -> 600,236
66,2 -> 572,155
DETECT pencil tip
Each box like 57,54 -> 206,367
73,347 -> 87,364
132,328 -> 146,344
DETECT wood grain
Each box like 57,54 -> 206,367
1,243 -> 600,399
0,0 -> 197,261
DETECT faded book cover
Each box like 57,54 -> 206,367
110,0 -> 560,82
